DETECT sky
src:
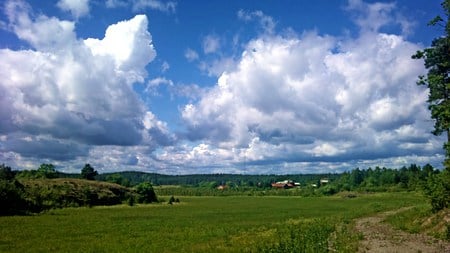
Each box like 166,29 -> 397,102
0,0 -> 447,174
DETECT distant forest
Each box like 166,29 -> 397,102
1,162 -> 449,215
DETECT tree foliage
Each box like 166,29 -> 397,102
81,164 -> 98,180
135,182 -> 157,203
412,0 -> 450,211
37,163 -> 58,179
0,164 -> 15,181
413,0 -> 450,161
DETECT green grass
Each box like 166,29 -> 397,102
385,203 -> 450,241
0,192 -> 424,252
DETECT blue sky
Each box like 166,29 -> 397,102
0,0 -> 446,174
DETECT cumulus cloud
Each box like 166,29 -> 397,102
57,0 -> 90,19
5,0 -> 76,51
0,1 -> 171,164
177,28 -> 441,171
84,14 -> 156,83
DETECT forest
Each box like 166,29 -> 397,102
1,162 -> 449,216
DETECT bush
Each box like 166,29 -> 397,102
135,182 -> 157,203
423,170 -> 450,212
0,179 -> 29,215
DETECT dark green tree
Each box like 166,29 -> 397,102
37,164 -> 57,179
413,0 -> 450,164
168,195 -> 175,205
81,164 -> 98,180
135,182 -> 157,203
0,164 -> 15,181
0,179 -> 28,215
413,0 -> 450,211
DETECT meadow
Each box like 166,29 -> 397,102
0,192 -> 424,252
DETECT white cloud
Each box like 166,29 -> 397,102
5,0 -> 76,51
0,0 -> 443,174
184,48 -> 199,61
161,61 -> 170,72
237,9 -> 276,34
132,0 -> 176,13
202,34 -> 221,54
0,1 -> 172,167
57,0 -> 90,19
145,77 -> 174,95
178,29 -> 441,171
106,0 -> 127,8
346,0 -> 414,35
105,0 -> 177,13
199,57 -> 237,77
84,15 -> 156,84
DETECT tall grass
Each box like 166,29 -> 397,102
0,192 -> 424,252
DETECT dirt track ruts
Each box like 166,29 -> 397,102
355,208 -> 450,253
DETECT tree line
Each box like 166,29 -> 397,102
0,163 -> 158,216
1,162 -> 449,214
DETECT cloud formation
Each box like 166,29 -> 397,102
57,0 -> 90,19
132,0 -> 176,13
0,0 -> 171,167
0,0 -> 443,174
106,0 -> 177,13
176,27 -> 441,172
202,34 -> 221,54
237,10 -> 276,34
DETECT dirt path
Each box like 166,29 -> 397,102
355,208 -> 450,253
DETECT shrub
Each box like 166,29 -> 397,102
135,182 -> 157,203
423,170 -> 450,212
0,179 -> 29,215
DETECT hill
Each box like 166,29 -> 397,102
20,178 -> 132,209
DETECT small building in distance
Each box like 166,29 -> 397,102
217,184 -> 228,190
320,178 -> 329,185
271,180 -> 300,189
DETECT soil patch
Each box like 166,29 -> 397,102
355,208 -> 450,253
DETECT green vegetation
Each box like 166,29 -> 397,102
385,204 -> 450,241
413,0 -> 450,211
0,164 -> 158,214
1,162 -> 445,214
0,162 -> 447,251
80,163 -> 98,180
0,193 -> 423,253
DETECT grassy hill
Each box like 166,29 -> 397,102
20,178 -> 133,209
0,178 -> 154,215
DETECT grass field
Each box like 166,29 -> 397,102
0,192 -> 425,252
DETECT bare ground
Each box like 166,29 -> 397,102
355,208 -> 450,253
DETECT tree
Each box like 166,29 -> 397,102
135,182 -> 157,203
81,164 -> 98,180
413,0 -> 450,211
413,0 -> 450,165
0,164 -> 15,181
37,164 -> 57,179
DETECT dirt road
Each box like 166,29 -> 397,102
355,208 -> 450,253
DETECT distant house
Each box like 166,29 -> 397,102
320,178 -> 329,185
271,180 -> 299,189
217,185 -> 228,190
